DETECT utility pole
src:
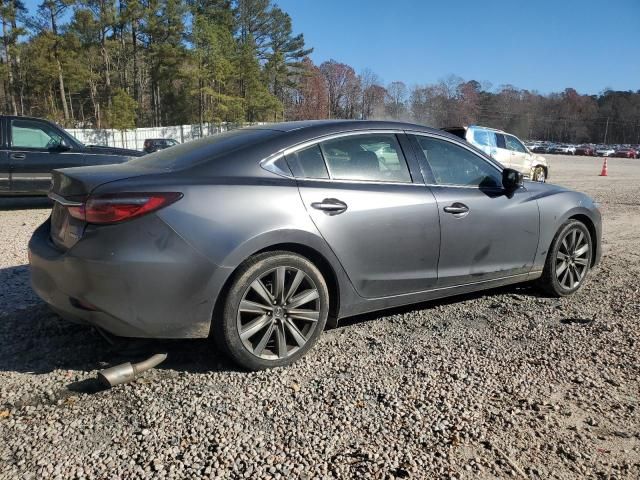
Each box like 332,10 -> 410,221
603,117 -> 609,144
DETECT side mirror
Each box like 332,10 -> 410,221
49,138 -> 71,152
502,168 -> 523,190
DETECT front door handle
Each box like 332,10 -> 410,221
311,198 -> 348,215
10,153 -> 26,160
443,203 -> 469,215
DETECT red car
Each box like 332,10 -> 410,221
575,145 -> 596,156
612,148 -> 639,159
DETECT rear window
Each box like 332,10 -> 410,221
129,129 -> 279,170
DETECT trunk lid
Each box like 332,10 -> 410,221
51,162 -> 153,197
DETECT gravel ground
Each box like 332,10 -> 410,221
1,155 -> 639,479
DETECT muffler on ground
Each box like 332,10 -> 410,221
97,353 -> 167,387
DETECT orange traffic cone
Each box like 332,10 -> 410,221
599,158 -> 608,176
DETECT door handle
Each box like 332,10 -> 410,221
10,153 -> 26,160
443,203 -> 469,215
311,198 -> 348,215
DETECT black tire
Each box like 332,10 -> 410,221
538,220 -> 593,297
216,251 -> 329,370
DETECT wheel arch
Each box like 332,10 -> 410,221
210,238 -> 345,336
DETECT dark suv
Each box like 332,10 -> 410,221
143,138 -> 179,154
0,116 -> 143,195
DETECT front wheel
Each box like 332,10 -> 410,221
538,220 -> 592,297
217,252 -> 329,370
533,166 -> 546,182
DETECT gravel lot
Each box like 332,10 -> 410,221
1,155 -> 639,479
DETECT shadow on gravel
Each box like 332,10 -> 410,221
0,196 -> 51,210
1,263 -> 550,392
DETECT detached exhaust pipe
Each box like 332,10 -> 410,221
97,353 -> 167,387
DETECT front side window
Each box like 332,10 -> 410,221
505,135 -> 527,153
319,134 -> 411,182
11,119 -> 65,150
414,136 -> 502,188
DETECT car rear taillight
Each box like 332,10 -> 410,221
67,192 -> 182,224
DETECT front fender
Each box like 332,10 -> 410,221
533,191 -> 601,270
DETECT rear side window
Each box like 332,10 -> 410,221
414,136 -> 502,188
287,144 -> 329,179
472,129 -> 492,147
319,134 -> 411,182
495,133 -> 506,149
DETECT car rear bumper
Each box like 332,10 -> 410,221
28,216 -> 232,338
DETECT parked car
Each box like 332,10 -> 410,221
0,116 -> 143,195
612,148 -> 639,159
548,144 -> 576,155
531,144 -> 549,153
443,125 -> 549,182
575,145 -> 596,156
596,146 -> 615,157
29,120 -> 602,370
143,138 -> 179,154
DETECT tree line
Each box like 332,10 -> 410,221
1,0 -> 639,144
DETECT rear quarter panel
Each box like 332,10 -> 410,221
151,176 -> 360,318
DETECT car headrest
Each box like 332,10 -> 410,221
351,150 -> 380,174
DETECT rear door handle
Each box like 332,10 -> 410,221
10,153 -> 26,160
443,203 -> 469,215
311,198 -> 348,215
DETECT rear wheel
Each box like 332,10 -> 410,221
217,252 -> 329,370
538,220 -> 592,297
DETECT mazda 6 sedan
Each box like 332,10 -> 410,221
29,120 -> 602,370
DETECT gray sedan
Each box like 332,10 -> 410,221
29,121 -> 602,370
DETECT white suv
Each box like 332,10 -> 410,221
444,125 -> 549,182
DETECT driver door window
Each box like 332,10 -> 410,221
505,135 -> 527,153
505,134 -> 528,172
10,119 -> 64,150
414,135 -> 502,188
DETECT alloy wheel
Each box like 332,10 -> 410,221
236,266 -> 321,360
555,228 -> 590,290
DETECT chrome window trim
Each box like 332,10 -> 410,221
260,129 -> 418,185
287,177 -> 420,187
261,155 -> 292,178
406,130 -> 507,189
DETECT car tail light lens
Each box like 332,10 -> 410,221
67,192 -> 182,224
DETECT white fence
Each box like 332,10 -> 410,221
67,123 -> 249,151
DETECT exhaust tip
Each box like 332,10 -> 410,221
97,353 -> 167,388
97,363 -> 136,387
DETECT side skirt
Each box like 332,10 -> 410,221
337,271 -> 543,321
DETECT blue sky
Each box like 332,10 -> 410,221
21,0 -> 639,95
276,0 -> 640,95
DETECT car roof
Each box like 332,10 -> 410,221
242,119 -> 466,145
245,119 -> 442,134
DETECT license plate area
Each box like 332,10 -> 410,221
50,202 -> 85,250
